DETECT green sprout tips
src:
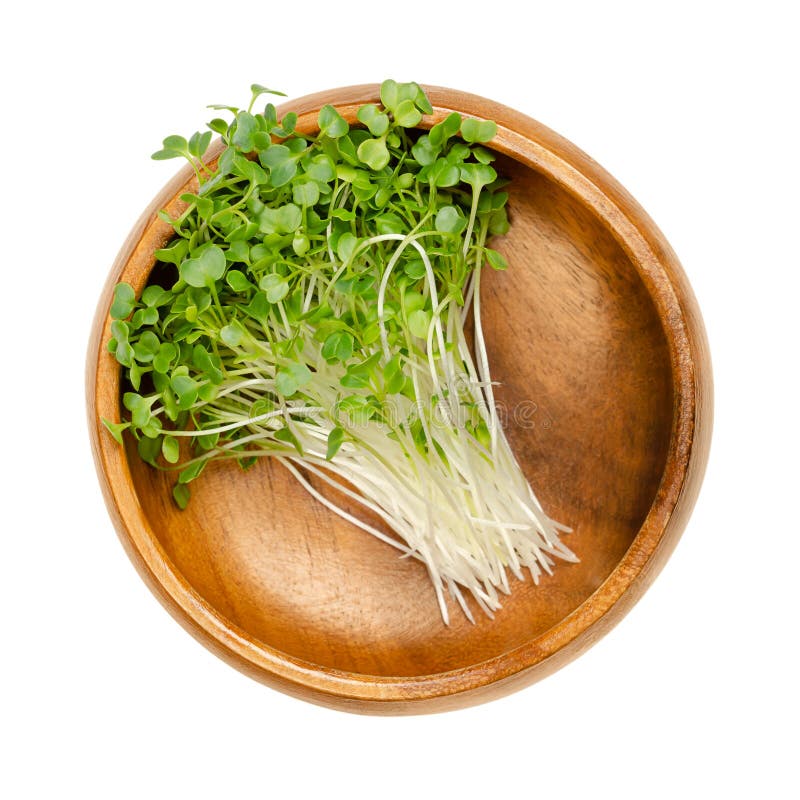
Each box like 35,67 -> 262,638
104,80 -> 576,624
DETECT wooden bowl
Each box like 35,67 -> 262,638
87,85 -> 712,714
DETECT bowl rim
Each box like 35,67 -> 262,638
86,83 -> 713,714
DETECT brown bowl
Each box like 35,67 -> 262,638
87,84 -> 712,714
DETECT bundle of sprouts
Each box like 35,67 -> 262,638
104,80 -> 576,623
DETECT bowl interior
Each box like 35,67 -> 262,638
126,152 -> 673,678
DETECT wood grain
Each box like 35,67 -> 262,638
86,85 -> 712,713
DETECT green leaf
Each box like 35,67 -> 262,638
178,459 -> 206,484
335,136 -> 359,166
275,362 -> 312,396
393,99 -> 422,128
485,248 -> 508,270
339,352 -> 380,389
447,141 -> 470,163
373,186 -> 391,208
129,362 -> 143,391
124,392 -> 152,428
351,182 -> 377,202
243,292 -> 270,323
318,104 -> 349,138
272,112 -> 297,137
336,232 -> 358,263
274,425 -> 304,455
192,345 -> 224,384
235,157 -> 268,185
357,104 -> 390,136
208,117 -> 228,135
171,375 -> 199,409
197,131 -> 212,158
292,179 -> 320,207
428,159 -> 460,188
231,111 -> 258,153
110,320 -> 129,343
335,163 -> 356,184
162,436 -> 180,464
153,342 -> 177,374
217,146 -> 235,176
326,426 -> 345,460
138,435 -> 162,465
459,163 -> 497,191
155,239 -> 189,265
414,84 -> 434,115
180,245 -> 226,288
186,287 -> 211,314
110,283 -> 135,319
321,331 -> 354,363
330,207 -> 355,222
408,308 -> 431,338
435,205 -> 466,234
227,240 -> 250,264
489,207 -> 510,236
383,355 -> 405,394
472,146 -> 496,165
137,309 -> 160,331
133,331 -> 161,363
352,276 -> 375,297
339,372 -> 370,389
357,137 -> 390,171
249,398 -> 276,420
460,118 -> 497,143
250,83 -> 287,101
404,259 -> 426,280
115,340 -> 134,367
151,148 -> 182,161
172,483 -> 191,509
492,191 -> 509,210
306,154 -> 336,184
198,384 -> 217,403
375,213 -> 404,235
220,320 -> 246,347
151,134 -> 188,160
428,112 -> 461,147
163,135 -> 188,151
260,144 -> 297,186
337,394 -> 376,424
188,130 -> 213,158
259,273 -> 290,303
292,233 -> 310,256
273,159 -> 299,186
262,103 -> 278,129
379,79 -> 399,110
259,203 -> 302,234
280,203 -> 303,231
141,285 -> 171,307
102,418 -> 130,445
260,143 -> 291,167
411,134 -> 439,166
226,269 -> 253,292
140,415 -> 165,438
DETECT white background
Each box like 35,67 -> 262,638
3,1 -> 797,797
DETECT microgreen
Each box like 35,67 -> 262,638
104,80 -> 575,624
460,117 -> 498,143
